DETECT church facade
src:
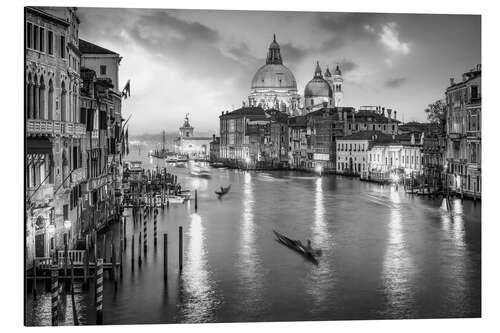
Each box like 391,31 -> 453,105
174,114 -> 212,158
248,35 -> 344,116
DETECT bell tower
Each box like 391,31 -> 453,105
332,64 -> 343,107
179,113 -> 194,138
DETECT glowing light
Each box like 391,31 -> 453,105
64,220 -> 72,230
47,223 -> 55,234
315,164 -> 323,175
244,157 -> 251,164
391,174 -> 399,183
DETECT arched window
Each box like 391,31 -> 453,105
48,79 -> 54,120
27,73 -> 33,119
73,85 -> 78,122
61,81 -> 66,121
39,76 -> 45,119
33,74 -> 39,119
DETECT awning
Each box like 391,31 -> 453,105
26,137 -> 52,155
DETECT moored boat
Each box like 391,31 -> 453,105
166,195 -> 185,204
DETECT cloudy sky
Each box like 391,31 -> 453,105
78,8 -> 480,135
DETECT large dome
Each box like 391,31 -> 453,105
251,64 -> 297,90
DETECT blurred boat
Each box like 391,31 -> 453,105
273,230 -> 321,264
215,184 -> 231,197
190,165 -> 211,179
166,195 -> 185,204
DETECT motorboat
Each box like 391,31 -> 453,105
190,165 -> 211,179
165,195 -> 185,204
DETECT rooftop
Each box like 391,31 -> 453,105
338,131 -> 395,142
79,39 -> 119,55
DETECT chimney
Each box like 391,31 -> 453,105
212,134 -> 216,141
394,110 -> 397,120
450,78 -> 455,85
382,107 -> 385,117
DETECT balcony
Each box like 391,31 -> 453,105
64,122 -> 86,137
26,119 -> 63,136
27,183 -> 54,206
27,119 -> 86,138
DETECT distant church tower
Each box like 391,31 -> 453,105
332,64 -> 343,107
179,113 -> 194,138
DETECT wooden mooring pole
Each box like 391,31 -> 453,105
179,226 -> 183,272
154,210 -> 158,248
96,258 -> 104,325
163,234 -> 168,283
70,259 -> 79,325
138,232 -> 142,267
32,259 -> 37,300
131,235 -> 135,272
195,189 -> 198,211
51,265 -> 58,326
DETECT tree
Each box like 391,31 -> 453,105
424,99 -> 446,133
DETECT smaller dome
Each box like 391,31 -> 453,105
304,62 -> 332,98
304,78 -> 332,98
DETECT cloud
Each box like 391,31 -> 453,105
280,43 -> 309,63
384,77 -> 407,88
315,13 -> 386,52
369,22 -> 410,54
336,59 -> 357,73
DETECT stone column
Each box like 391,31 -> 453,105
34,84 -> 39,119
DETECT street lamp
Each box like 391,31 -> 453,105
315,164 -> 323,176
64,219 -> 72,230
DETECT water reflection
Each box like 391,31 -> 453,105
439,199 -> 467,312
179,213 -> 219,322
380,187 -> 416,317
237,172 -> 264,316
308,177 -> 333,314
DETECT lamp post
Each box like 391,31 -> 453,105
47,221 -> 56,263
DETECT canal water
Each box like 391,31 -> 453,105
26,150 -> 481,325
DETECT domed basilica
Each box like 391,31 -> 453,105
247,35 -> 344,116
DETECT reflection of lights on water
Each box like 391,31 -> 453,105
315,164 -> 323,175
241,172 -> 256,265
182,213 -> 217,322
381,188 -> 415,315
314,177 -> 325,242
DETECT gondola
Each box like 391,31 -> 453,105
215,184 -> 231,196
273,230 -> 321,264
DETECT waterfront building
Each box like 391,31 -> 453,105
336,131 -> 393,178
445,64 -> 481,198
209,135 -> 221,163
288,115 -> 308,169
303,62 -> 332,112
79,39 -> 125,229
265,109 -> 290,168
306,107 -> 355,172
25,7 -> 86,263
367,132 -> 424,182
347,106 -> 399,136
248,35 -> 301,115
174,114 -> 212,158
422,132 -> 446,190
219,106 -> 268,167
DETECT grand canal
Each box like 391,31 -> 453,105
26,151 -> 481,325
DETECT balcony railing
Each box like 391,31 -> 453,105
27,183 -> 54,204
27,119 -> 86,137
